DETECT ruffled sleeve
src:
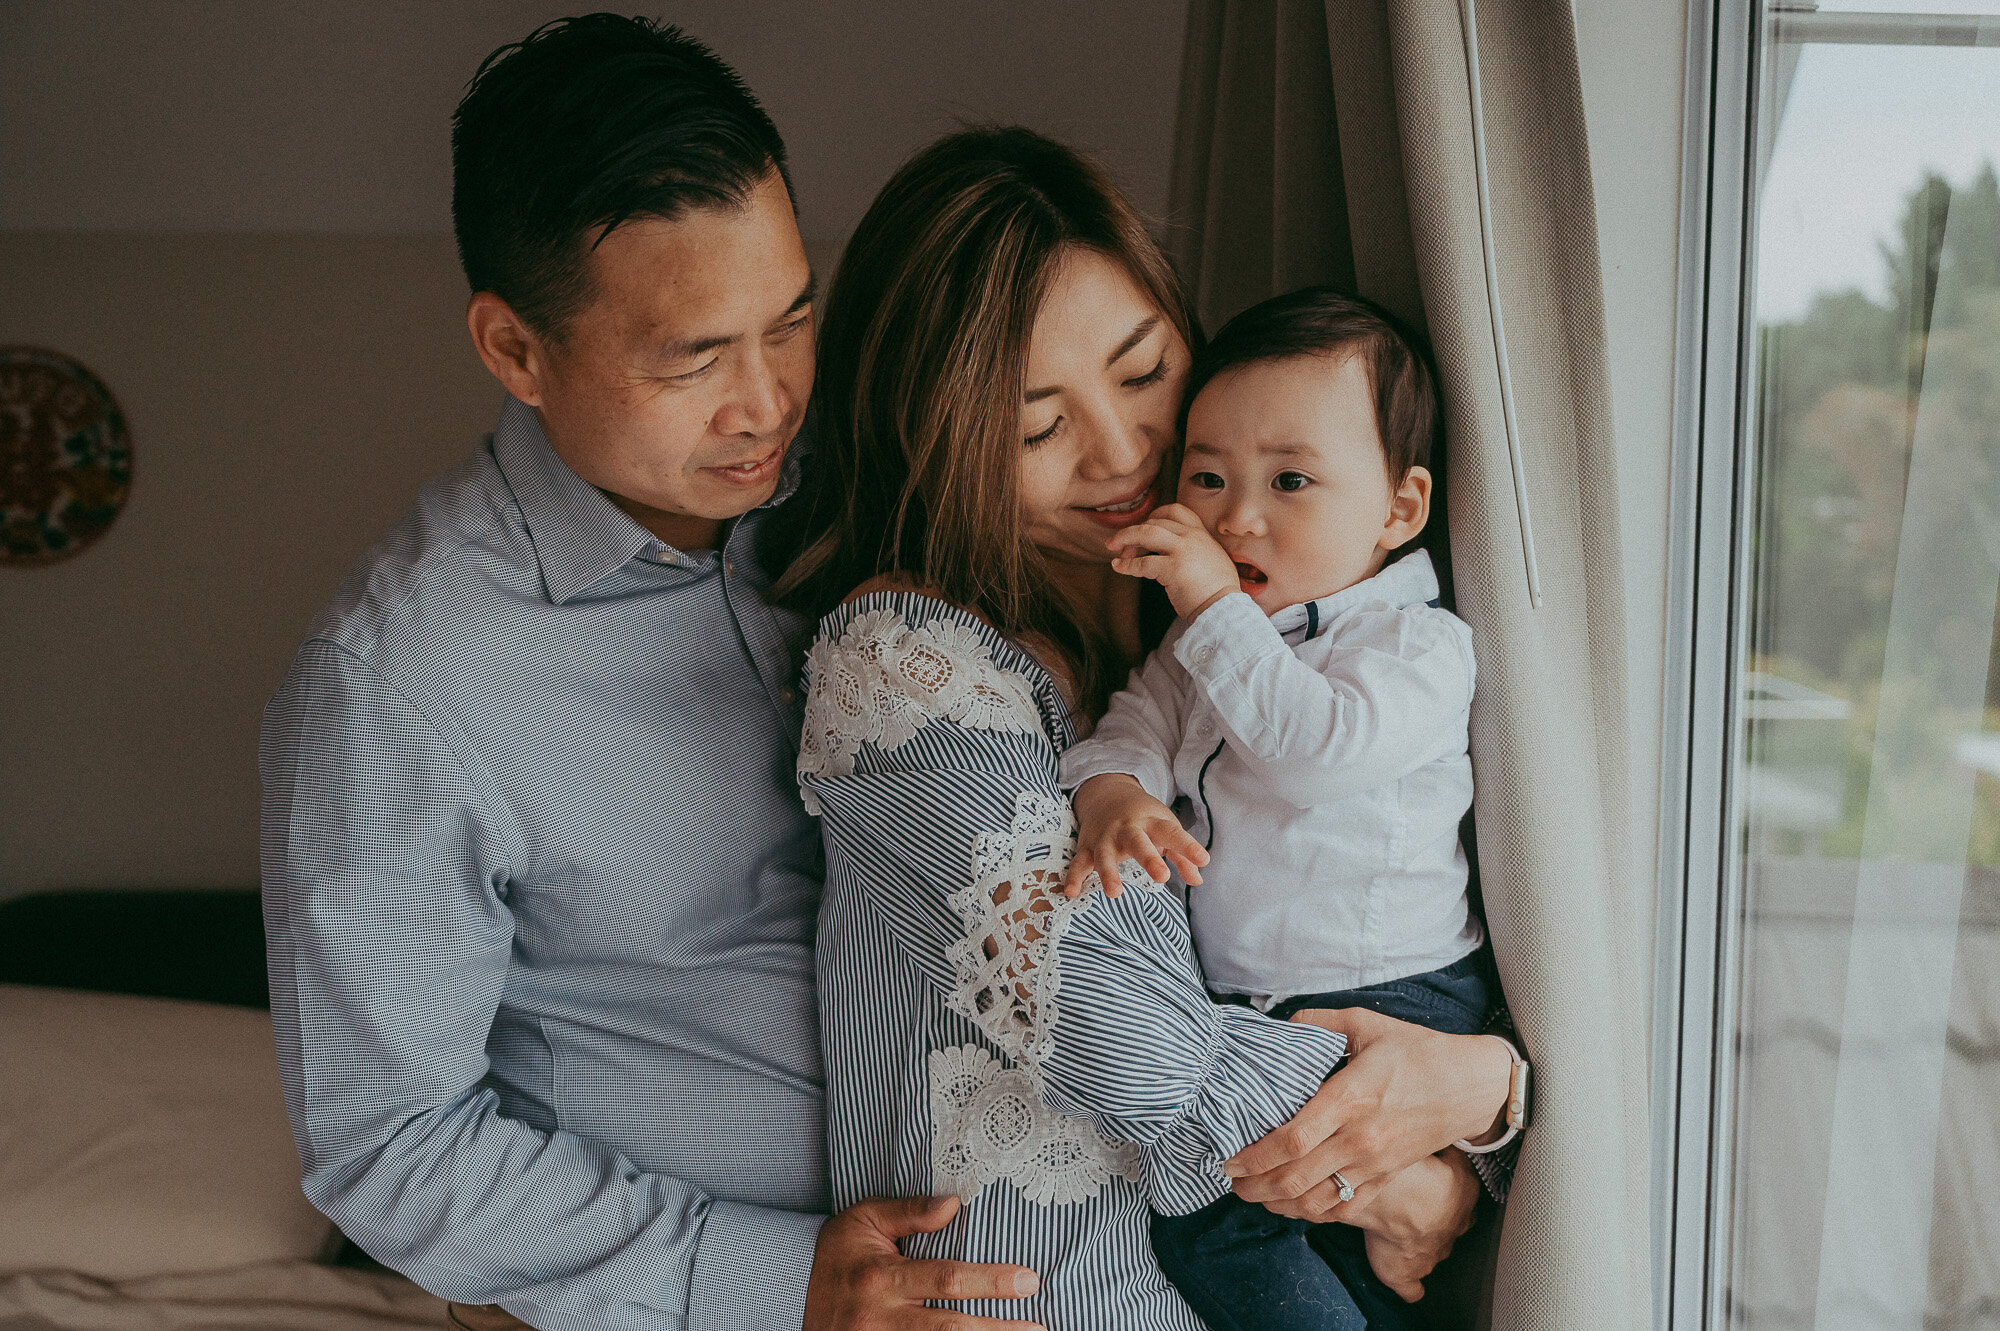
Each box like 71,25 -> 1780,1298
799,593 -> 1349,1215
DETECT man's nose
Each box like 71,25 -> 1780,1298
716,355 -> 791,437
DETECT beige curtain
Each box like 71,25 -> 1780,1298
1169,3 -> 1651,1329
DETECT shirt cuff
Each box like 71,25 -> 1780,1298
1057,748 -> 1176,806
687,1201 -> 825,1331
1466,1140 -> 1517,1204
1172,591 -> 1287,686
1145,1007 -> 1348,1216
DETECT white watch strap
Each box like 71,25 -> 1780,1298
1455,1033 -> 1529,1156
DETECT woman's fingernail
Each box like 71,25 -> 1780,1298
1015,1270 -> 1041,1297
1222,1161 -> 1244,1178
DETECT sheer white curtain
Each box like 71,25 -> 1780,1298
1169,3 -> 1651,1327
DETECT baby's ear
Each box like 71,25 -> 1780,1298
1381,465 -> 1432,550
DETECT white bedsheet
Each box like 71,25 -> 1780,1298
0,1260 -> 448,1331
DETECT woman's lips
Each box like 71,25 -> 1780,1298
1078,482 -> 1159,530
705,446 -> 785,488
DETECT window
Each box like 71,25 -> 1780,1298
1665,3 -> 2000,1328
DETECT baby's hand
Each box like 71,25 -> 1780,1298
1063,773 -> 1209,899
1107,504 -> 1239,620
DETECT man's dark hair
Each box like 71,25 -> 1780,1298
452,14 -> 792,339
1183,287 -> 1442,485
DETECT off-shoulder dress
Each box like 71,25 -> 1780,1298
797,591 -> 1357,1329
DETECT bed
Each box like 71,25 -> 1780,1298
0,890 -> 449,1331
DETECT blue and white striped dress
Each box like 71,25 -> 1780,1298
799,592 -> 1353,1330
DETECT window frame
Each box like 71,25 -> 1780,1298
1657,3 -> 1762,1329
1658,6 -> 2000,1328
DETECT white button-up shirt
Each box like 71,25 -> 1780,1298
1060,549 -> 1483,1000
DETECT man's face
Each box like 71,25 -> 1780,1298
523,170 -> 815,548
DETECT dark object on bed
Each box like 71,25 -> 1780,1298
0,888 -> 269,1008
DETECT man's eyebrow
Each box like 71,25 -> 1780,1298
659,331 -> 737,362
656,275 -> 818,363
1023,314 -> 1162,403
785,274 -> 818,316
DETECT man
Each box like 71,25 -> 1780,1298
260,17 -> 1036,1329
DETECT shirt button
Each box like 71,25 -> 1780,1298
780,686 -> 798,706
724,559 -> 737,576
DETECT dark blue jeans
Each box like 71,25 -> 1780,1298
1150,949 -> 1496,1331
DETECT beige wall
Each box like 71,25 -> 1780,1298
0,3 -> 1188,899
0,233 -> 498,895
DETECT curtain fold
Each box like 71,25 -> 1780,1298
1169,0 -> 1354,330
1168,2 -> 1652,1327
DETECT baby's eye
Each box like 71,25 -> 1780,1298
1273,471 -> 1312,492
1187,472 -> 1225,490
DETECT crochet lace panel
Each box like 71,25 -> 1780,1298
930,1043 -> 1144,1207
797,606 -> 1043,816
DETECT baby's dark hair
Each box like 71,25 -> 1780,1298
1183,286 -> 1442,484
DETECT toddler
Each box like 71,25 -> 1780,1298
1059,287 -> 1492,1331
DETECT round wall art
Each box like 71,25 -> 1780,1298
0,347 -> 133,567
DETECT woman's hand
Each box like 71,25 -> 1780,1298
1224,1007 -> 1512,1214
1064,773 -> 1208,897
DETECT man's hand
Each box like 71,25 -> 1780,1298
1358,1153 -> 1482,1303
1106,504 -> 1239,620
1224,1007 -> 1511,1215
1276,1152 -> 1482,1303
804,1195 -> 1043,1330
1063,774 -> 1208,898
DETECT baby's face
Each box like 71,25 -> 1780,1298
1178,353 -> 1417,614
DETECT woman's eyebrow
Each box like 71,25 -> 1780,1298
1104,315 -> 1159,368
1024,314 -> 1162,402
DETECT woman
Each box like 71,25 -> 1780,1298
764,127 -> 1516,1328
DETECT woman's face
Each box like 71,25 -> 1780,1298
1017,247 -> 1190,566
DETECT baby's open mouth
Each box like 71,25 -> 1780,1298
1234,562 -> 1267,585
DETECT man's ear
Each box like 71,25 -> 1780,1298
1380,464 -> 1432,551
467,292 -> 552,407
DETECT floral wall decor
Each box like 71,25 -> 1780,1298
0,347 -> 133,567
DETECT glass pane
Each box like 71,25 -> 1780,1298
1724,6 -> 2000,1330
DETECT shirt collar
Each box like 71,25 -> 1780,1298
1269,548 -> 1443,642
492,398 -> 658,604
490,396 -> 808,605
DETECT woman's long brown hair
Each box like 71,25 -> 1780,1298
760,126 -> 1195,711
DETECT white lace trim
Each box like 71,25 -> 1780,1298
930,1043 -> 1144,1207
942,790 -> 1147,1068
797,606 -> 1043,815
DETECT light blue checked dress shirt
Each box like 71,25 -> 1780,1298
261,398 -> 827,1331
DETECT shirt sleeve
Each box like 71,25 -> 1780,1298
261,640 -> 820,1331
1172,591 -> 1476,809
798,597 -> 1348,1216
1056,635 -> 1190,804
